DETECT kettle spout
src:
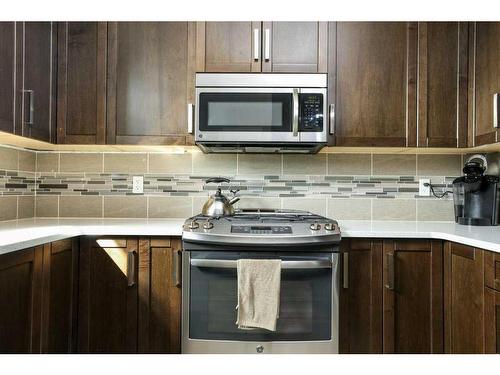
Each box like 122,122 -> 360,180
229,197 -> 240,206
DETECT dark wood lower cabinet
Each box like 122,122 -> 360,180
485,287 -> 500,354
339,239 -> 383,353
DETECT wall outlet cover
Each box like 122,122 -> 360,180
419,178 -> 431,197
132,176 -> 144,194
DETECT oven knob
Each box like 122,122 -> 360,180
203,220 -> 214,230
309,221 -> 321,231
324,222 -> 335,231
256,345 -> 264,353
187,220 -> 199,229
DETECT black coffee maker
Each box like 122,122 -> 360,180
453,155 -> 500,226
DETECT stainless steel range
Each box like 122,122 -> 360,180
181,209 -> 341,354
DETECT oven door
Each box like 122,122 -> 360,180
182,251 -> 339,354
195,87 -> 327,144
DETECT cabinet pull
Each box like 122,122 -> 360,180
187,103 -> 194,134
172,250 -> 182,287
24,89 -> 35,125
127,251 -> 136,287
343,253 -> 349,289
385,253 -> 395,290
494,93 -> 499,129
264,28 -> 270,61
329,104 -> 335,135
253,28 -> 260,61
292,88 -> 299,137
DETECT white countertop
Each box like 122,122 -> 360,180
0,218 -> 499,255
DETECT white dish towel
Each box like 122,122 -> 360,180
236,259 -> 281,331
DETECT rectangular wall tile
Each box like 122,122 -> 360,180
0,146 -> 18,170
148,196 -> 192,218
36,153 -> 59,173
36,196 -> 59,218
238,154 -> 282,175
281,197 -> 327,216
0,196 -> 17,221
328,154 -> 371,175
17,196 -> 35,219
149,153 -> 192,174
372,199 -> 416,221
18,150 -> 35,172
192,152 -> 237,175
59,196 -> 103,218
104,153 -> 148,173
328,198 -> 371,220
104,196 -> 147,218
283,154 -> 326,175
417,199 -> 454,221
373,154 -> 416,176
235,197 -> 281,210
60,153 -> 103,173
417,154 -> 461,176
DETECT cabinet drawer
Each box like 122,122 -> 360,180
485,251 -> 500,292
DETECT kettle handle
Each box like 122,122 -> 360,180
206,177 -> 230,184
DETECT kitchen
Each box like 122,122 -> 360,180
1,0 -> 500,372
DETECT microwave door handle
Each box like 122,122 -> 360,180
292,88 -> 299,137
190,258 -> 332,269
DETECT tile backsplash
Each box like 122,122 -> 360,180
29,149 -> 462,221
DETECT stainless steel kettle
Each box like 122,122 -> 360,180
201,177 -> 240,217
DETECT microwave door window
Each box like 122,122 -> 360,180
199,93 -> 293,132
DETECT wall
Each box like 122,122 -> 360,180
0,145 -> 36,221
32,150 -> 462,221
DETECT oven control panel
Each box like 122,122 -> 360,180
231,225 -> 293,234
299,93 -> 323,132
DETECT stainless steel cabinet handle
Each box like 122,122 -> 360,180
343,253 -> 349,289
190,258 -> 332,269
385,253 -> 395,290
172,250 -> 182,287
187,103 -> 194,134
292,88 -> 299,137
253,28 -> 260,61
329,104 -> 335,135
127,250 -> 136,287
264,28 -> 270,61
494,93 -> 499,129
24,89 -> 34,125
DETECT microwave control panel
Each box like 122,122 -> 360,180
299,94 -> 323,132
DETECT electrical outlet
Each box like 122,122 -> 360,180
132,176 -> 144,194
419,178 -> 431,197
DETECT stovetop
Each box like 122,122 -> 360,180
182,209 -> 341,247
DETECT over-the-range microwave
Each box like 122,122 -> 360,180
191,73 -> 328,153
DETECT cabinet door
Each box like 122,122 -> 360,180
485,251 -> 500,292
22,22 -> 57,142
329,22 -> 418,147
40,239 -> 79,353
107,22 -> 195,145
0,246 -> 43,353
78,237 -> 138,353
417,22 -> 468,147
138,238 -> 182,353
261,22 -> 327,73
383,240 -> 443,353
339,239 -> 383,354
444,242 -> 485,353
485,287 -> 500,354
471,22 -> 500,146
198,22 -> 261,72
57,22 -> 107,144
0,22 -> 20,134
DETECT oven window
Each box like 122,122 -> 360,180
198,93 -> 292,131
189,251 -> 332,342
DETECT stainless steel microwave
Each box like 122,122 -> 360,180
193,73 -> 328,153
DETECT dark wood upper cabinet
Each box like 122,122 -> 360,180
77,237 -> 139,353
383,240 -> 443,353
417,22 -> 469,148
470,22 -> 500,146
57,22 -> 107,144
261,22 -> 327,73
329,22 -> 418,147
0,22 -> 18,135
339,239 -> 383,354
21,22 -> 57,142
107,22 -> 196,145
0,246 -> 43,353
444,242 -> 485,353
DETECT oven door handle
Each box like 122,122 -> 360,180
190,258 -> 332,269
